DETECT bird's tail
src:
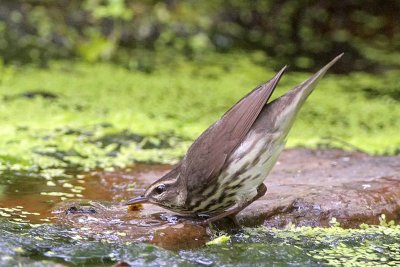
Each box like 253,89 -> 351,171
289,53 -> 343,106
267,54 -> 343,134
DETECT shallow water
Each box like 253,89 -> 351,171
0,167 -> 399,266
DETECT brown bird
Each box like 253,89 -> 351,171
125,54 -> 343,224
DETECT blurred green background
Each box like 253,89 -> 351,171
0,0 -> 399,170
1,0 -> 399,71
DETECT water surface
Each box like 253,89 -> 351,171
0,167 -> 399,266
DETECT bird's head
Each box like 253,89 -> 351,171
124,165 -> 187,210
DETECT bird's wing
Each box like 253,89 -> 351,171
181,67 -> 287,192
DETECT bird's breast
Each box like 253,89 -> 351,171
187,128 -> 286,215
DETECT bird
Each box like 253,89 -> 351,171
125,54 -> 343,224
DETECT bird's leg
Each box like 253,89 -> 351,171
201,183 -> 267,225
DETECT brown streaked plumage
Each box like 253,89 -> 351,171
125,54 -> 343,224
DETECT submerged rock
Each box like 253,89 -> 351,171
53,200 -> 208,250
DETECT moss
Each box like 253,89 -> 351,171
242,220 -> 400,267
0,52 -> 399,170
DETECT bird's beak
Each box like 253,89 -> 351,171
124,195 -> 148,205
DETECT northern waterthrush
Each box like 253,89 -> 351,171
125,55 -> 343,224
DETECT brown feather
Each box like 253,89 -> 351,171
180,66 -> 287,193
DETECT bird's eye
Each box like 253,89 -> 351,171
154,184 -> 166,194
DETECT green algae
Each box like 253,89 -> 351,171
0,52 -> 398,265
2,219 -> 398,266
0,53 -> 399,170
240,220 -> 400,267
206,234 -> 231,246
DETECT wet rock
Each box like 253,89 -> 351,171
151,223 -> 208,250
103,148 -> 399,229
65,206 -> 96,215
53,148 -> 400,249
237,148 -> 400,228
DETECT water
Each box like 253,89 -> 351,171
0,219 -> 318,266
0,167 -> 399,266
